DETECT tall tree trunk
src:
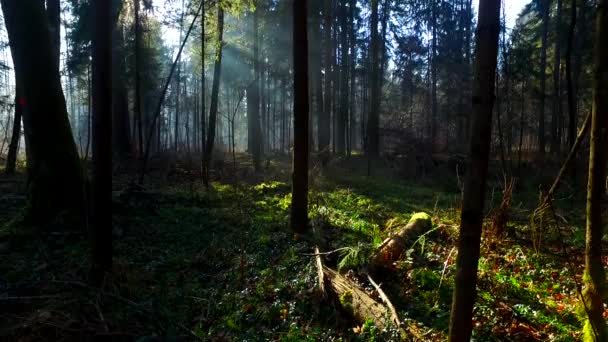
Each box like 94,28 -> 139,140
1,0 -> 85,225
4,92 -> 22,175
250,5 -> 262,171
538,0 -> 550,158
91,0 -> 112,283
202,6 -> 224,187
582,0 -> 607,339
551,0 -> 563,154
319,0 -> 332,163
111,1 -> 131,160
46,0 -> 60,71
291,0 -> 309,234
367,0 -> 380,157
337,0 -> 348,155
134,0 -> 143,159
565,0 -> 577,149
200,2 -> 206,175
448,0 -> 501,340
431,0 -> 438,150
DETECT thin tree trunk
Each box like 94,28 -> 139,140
582,0 -> 608,339
291,0 -> 309,234
551,0 -> 563,154
5,92 -> 22,175
448,0 -> 501,339
367,0 -> 380,157
202,6 -> 224,187
538,0 -> 550,158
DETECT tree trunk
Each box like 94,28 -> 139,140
337,0 -> 348,155
565,0 -> 577,149
448,0 -> 501,340
582,0 -> 607,339
4,92 -> 22,175
290,0 -> 309,234
538,0 -> 550,158
319,0 -> 332,163
250,6 -> 262,172
134,0 -> 144,159
111,1 -> 131,161
367,0 -> 380,157
200,2 -> 206,175
202,6 -> 224,187
1,0 -> 85,226
91,0 -> 112,283
46,0 -> 60,71
551,0 -> 563,154
431,0 -> 438,151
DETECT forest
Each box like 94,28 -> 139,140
0,0 -> 606,340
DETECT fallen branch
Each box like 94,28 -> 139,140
367,274 -> 413,340
302,246 -> 350,256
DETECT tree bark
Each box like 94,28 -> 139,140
551,0 -> 563,154
111,1 -> 131,161
367,0 -> 380,157
582,0 -> 608,339
91,0 -> 112,283
1,0 -> 85,226
448,0 -> 501,340
46,0 -> 60,71
290,0 -> 309,234
4,92 -> 22,175
202,6 -> 224,187
538,0 -> 550,158
565,0 -> 577,149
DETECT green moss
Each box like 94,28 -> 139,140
339,290 -> 353,313
408,212 -> 432,227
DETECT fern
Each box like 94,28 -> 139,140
337,244 -> 372,271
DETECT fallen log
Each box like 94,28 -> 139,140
371,212 -> 433,269
322,265 -> 391,330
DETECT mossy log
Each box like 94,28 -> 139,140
371,212 -> 432,269
322,265 -> 391,330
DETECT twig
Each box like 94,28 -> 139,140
366,274 -> 414,340
302,246 -> 350,256
436,247 -> 456,305
0,295 -> 61,301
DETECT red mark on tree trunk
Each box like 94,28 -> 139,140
19,98 -> 26,106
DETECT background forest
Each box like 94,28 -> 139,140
0,0 -> 606,341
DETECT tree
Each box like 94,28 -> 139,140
290,0 -> 309,234
248,4 -> 262,171
538,0 -> 550,157
367,0 -> 380,157
582,0 -> 607,339
4,91 -> 22,175
91,0 -> 112,282
551,0 -> 563,154
46,0 -> 61,71
1,0 -> 85,225
448,0 -> 501,340
111,0 -> 131,161
319,0 -> 331,163
202,5 -> 224,187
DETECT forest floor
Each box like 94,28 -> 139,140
0,154 -> 598,341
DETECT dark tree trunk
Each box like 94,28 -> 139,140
551,0 -> 563,154
200,2 -> 206,175
538,0 -> 550,158
291,0 -> 309,234
111,1 -> 131,161
337,0 -> 349,155
249,6 -> 262,171
319,0 -> 332,163
202,6 -> 224,187
582,1 -> 608,339
367,0 -> 380,157
91,0 -> 112,283
134,0 -> 143,159
565,0 -> 577,149
431,0 -> 438,150
1,0 -> 85,226
448,0 -> 501,340
46,0 -> 60,71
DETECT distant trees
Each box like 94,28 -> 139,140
1,0 -> 85,225
290,0 -> 309,234
449,0 -> 501,340
366,0 -> 380,158
582,0 -> 607,340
